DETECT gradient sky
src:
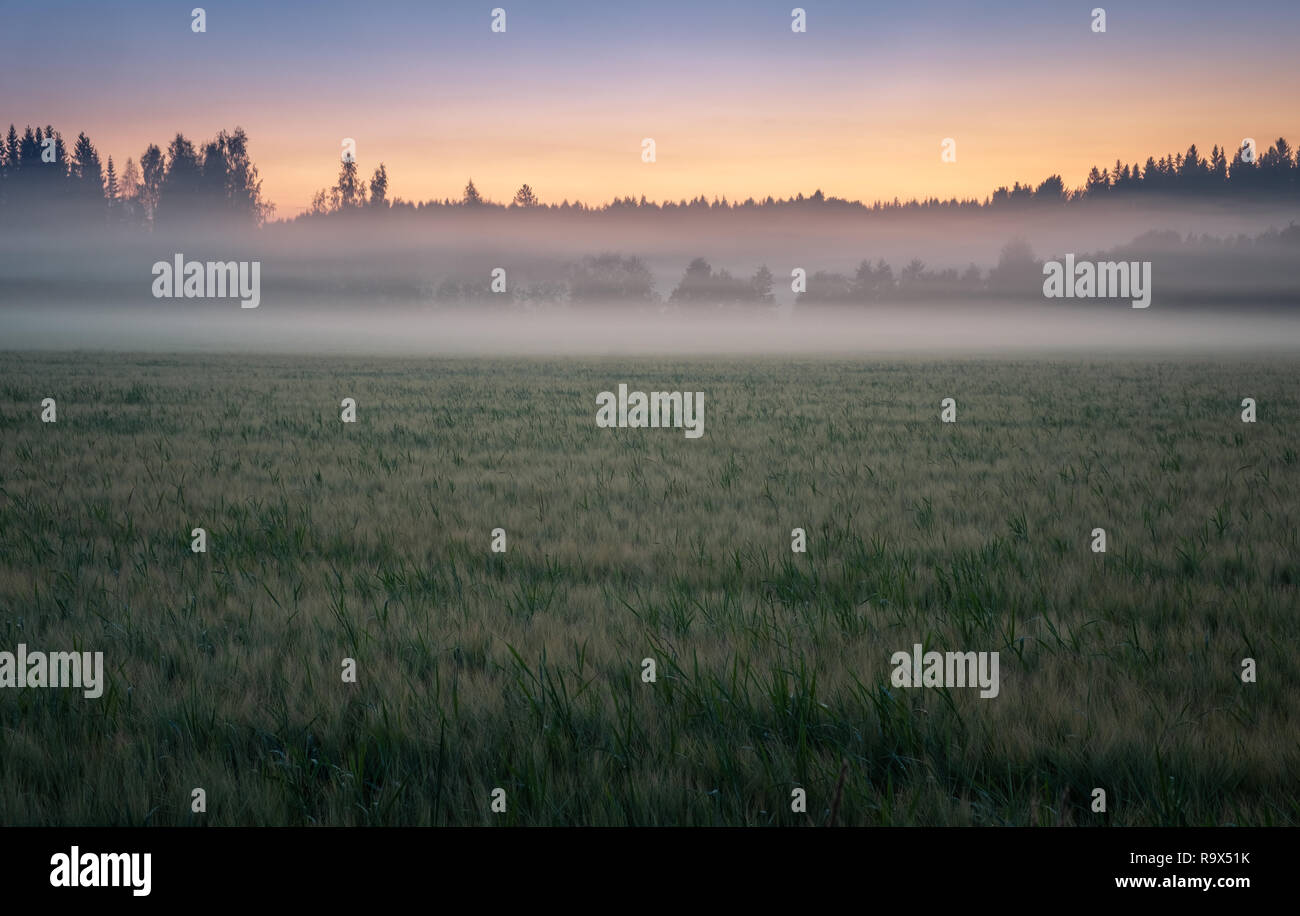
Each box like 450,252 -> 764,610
4,0 -> 1298,217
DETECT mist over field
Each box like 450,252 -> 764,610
3,193 -> 1299,357
4,303 -> 1300,355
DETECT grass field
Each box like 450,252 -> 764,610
0,351 -> 1297,826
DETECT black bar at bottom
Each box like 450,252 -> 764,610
2,826 -> 1281,902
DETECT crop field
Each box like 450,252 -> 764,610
0,351 -> 1296,826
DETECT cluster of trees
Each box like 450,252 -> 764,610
306,156 -> 389,214
0,123 -> 272,228
0,127 -> 107,224
428,256 -> 778,308
1077,140 -> 1296,198
669,259 -> 775,306
566,253 -> 657,304
794,241 -> 1041,306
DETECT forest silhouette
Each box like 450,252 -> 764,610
1,124 -> 1297,229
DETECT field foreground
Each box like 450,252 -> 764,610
0,352 -> 1296,826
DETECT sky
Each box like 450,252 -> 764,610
3,0 -> 1298,217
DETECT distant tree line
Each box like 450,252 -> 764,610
300,137 -> 1299,217
414,243 -> 1044,308
420,226 -> 1299,310
4,124 -> 1296,230
782,225 -> 1300,308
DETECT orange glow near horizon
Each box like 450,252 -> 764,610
229,101 -> 1299,218
19,12 -> 1297,219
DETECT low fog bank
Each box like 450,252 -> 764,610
3,198 -> 1297,313
3,304 -> 1298,356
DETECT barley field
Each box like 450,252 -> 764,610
0,351 -> 1296,826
